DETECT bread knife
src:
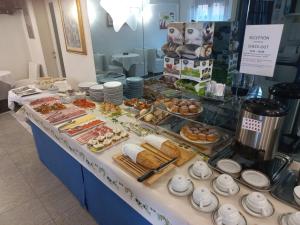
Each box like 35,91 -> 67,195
137,157 -> 177,182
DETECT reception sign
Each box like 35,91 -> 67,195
240,24 -> 284,77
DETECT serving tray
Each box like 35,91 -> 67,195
271,169 -> 300,210
208,146 -> 292,192
113,145 -> 176,185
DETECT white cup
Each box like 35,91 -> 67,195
287,212 -> 300,225
293,186 -> 300,206
216,174 -> 237,195
192,187 -> 213,208
170,175 -> 191,192
216,204 -> 240,225
192,160 -> 210,178
245,192 -> 270,216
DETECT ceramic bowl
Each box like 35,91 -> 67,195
192,187 -> 213,208
192,160 -> 212,179
216,204 -> 240,225
287,212 -> 300,225
293,186 -> 300,206
170,174 -> 191,193
215,174 -> 237,195
245,192 -> 271,216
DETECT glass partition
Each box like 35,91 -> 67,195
87,0 -> 300,162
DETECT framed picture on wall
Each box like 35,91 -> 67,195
58,0 -> 87,55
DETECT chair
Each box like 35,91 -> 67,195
15,62 -> 41,87
147,49 -> 164,74
128,48 -> 148,77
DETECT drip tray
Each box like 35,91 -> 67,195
271,170 -> 300,210
208,146 -> 292,192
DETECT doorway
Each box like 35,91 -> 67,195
45,0 -> 66,77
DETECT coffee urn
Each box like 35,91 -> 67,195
235,98 -> 288,160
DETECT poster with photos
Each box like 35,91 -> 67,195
159,12 -> 175,29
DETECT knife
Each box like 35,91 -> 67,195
137,157 -> 177,182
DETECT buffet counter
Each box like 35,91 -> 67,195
24,101 -> 297,225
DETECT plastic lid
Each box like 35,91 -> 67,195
269,82 -> 300,99
242,98 -> 288,117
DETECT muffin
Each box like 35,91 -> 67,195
179,106 -> 189,115
188,105 -> 198,113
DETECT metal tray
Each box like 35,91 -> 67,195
208,146 -> 292,192
271,169 -> 300,210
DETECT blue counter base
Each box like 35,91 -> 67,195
29,122 -> 151,225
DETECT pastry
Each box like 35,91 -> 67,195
188,105 -> 198,113
170,105 -> 179,113
181,123 -> 219,142
179,106 -> 189,114
144,113 -> 154,122
103,139 -> 112,146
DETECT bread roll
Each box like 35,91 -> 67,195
136,151 -> 161,169
161,140 -> 180,158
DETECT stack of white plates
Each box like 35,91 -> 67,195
89,84 -> 104,102
125,77 -> 144,99
103,81 -> 123,105
78,82 -> 98,95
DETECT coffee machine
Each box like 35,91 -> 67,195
234,98 -> 288,161
269,82 -> 300,154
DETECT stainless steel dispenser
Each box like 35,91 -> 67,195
235,98 -> 288,160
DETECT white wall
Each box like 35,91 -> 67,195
52,0 -> 96,87
0,12 -> 31,81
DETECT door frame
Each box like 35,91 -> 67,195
44,0 -> 65,77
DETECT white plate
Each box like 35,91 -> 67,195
278,213 -> 292,225
90,85 -> 104,91
241,194 -> 274,218
211,178 -> 240,197
294,186 -> 300,199
188,165 -> 213,180
104,81 -> 122,88
190,192 -> 219,213
167,179 -> 194,197
179,130 -> 219,144
217,159 -> 242,174
241,170 -> 270,188
212,210 -> 247,225
78,82 -> 98,88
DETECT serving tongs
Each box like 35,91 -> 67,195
137,157 -> 177,182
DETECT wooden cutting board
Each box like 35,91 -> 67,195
141,143 -> 196,167
113,149 -> 176,185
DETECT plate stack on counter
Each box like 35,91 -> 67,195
103,81 -> 123,105
78,82 -> 98,95
125,77 -> 144,99
89,84 -> 104,102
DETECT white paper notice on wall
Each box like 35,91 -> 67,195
240,24 -> 284,77
242,117 -> 262,133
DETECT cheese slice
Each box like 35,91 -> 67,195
61,114 -> 96,130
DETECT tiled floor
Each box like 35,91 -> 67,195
0,112 -> 98,225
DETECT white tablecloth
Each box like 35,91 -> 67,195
112,53 -> 141,71
24,101 -> 297,225
0,70 -> 14,100
8,88 -> 54,111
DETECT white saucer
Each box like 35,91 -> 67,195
190,192 -> 219,213
241,194 -> 274,218
217,159 -> 242,175
241,170 -> 270,188
167,179 -> 194,197
188,165 -> 213,180
211,177 -> 240,196
212,210 -> 247,225
278,213 -> 292,225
